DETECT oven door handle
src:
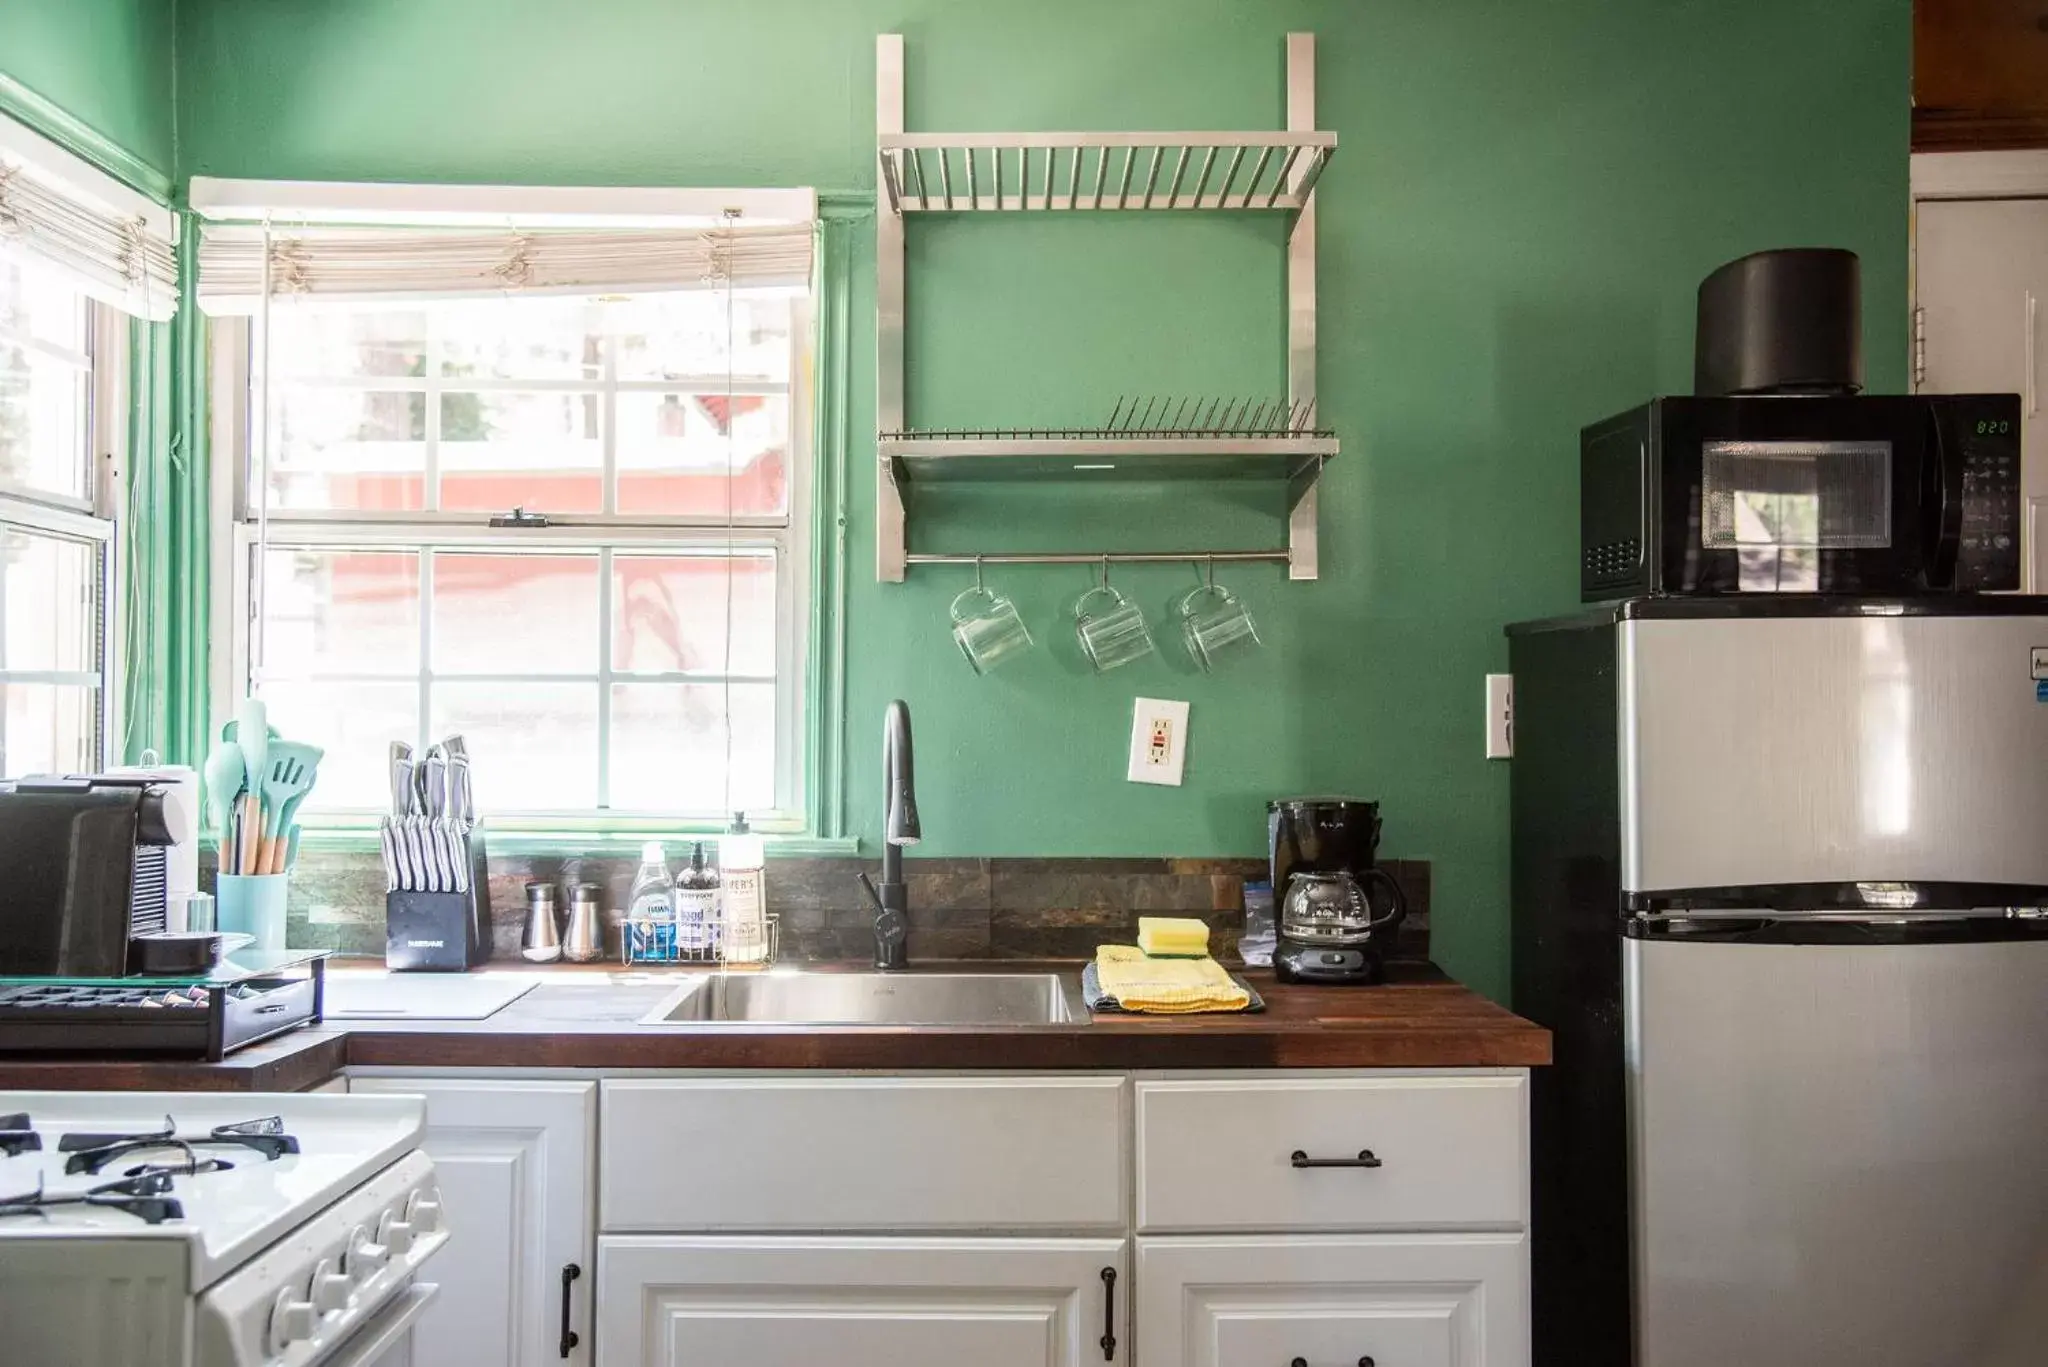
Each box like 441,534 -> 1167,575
1924,406 -> 1965,589
318,1282 -> 439,1367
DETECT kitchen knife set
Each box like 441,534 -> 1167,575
382,737 -> 477,894
203,698 -> 322,876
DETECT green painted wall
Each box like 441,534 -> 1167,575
174,0 -> 1910,1000
0,0 -> 175,180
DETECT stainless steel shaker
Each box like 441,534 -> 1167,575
521,881 -> 562,963
562,882 -> 605,963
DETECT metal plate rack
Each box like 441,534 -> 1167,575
875,32 -> 1336,581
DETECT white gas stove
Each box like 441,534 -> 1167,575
0,1091 -> 447,1367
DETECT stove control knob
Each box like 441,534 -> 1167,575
377,1211 -> 416,1257
268,1287 -> 318,1353
406,1190 -> 443,1235
311,1258 -> 351,1315
346,1225 -> 389,1277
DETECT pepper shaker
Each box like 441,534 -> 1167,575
562,882 -> 605,963
521,881 -> 562,963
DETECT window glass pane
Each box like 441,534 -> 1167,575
614,552 -> 775,675
0,346 -> 89,503
256,681 -> 417,808
610,681 -> 774,812
432,682 -> 598,809
269,387 -> 427,511
0,681 -> 96,777
615,292 -> 792,383
266,309 -> 428,381
437,390 -> 602,513
616,392 -> 787,517
433,552 -> 599,674
0,260 -> 87,351
261,547 -> 419,676
438,298 -> 604,381
0,530 -> 99,673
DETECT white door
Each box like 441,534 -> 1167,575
1917,196 -> 2048,588
352,1078 -> 597,1367
596,1235 -> 1127,1367
1135,1234 -> 1529,1367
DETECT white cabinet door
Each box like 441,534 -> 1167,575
352,1077 -> 596,1367
597,1236 -> 1127,1367
1136,1234 -> 1528,1367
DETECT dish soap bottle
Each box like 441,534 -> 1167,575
626,842 -> 676,961
720,813 -> 768,964
674,841 -> 721,957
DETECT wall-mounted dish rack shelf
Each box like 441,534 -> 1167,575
875,33 -> 1335,581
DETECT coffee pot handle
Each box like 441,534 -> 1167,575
1364,867 -> 1407,933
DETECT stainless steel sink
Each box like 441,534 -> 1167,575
638,972 -> 1086,1026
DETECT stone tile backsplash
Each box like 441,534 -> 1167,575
256,849 -> 1432,966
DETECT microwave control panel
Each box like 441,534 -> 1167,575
1954,408 -> 2022,591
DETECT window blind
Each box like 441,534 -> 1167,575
195,221 -> 814,314
0,133 -> 179,321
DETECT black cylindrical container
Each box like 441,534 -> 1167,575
1694,247 -> 1862,397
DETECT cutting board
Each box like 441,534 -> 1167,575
324,972 -> 540,1020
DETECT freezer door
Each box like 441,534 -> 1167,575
1626,936 -> 2048,1367
1619,612 -> 2048,895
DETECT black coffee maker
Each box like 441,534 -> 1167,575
1269,797 -> 1406,984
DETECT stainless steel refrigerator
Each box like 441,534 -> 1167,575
1508,597 -> 2048,1367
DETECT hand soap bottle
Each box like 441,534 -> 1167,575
674,841 -> 721,956
720,814 -> 767,964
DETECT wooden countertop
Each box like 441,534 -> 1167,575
0,961 -> 1548,1090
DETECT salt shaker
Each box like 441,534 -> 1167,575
521,881 -> 562,963
562,882 -> 605,963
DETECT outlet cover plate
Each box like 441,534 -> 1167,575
1128,697 -> 1190,786
1486,673 -> 1514,759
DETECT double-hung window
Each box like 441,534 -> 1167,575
0,117 -> 173,778
199,197 -> 816,829
0,260 -> 119,776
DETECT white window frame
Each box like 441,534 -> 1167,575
0,283 -> 127,775
207,291 -> 815,832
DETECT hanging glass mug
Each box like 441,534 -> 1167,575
1074,564 -> 1156,673
951,562 -> 1034,674
1177,562 -> 1261,671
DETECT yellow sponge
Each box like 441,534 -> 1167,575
1136,916 -> 1211,958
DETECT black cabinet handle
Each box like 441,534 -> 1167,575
1099,1265 -> 1118,1360
1291,1359 -> 1375,1366
1290,1149 -> 1383,1169
559,1262 -> 581,1358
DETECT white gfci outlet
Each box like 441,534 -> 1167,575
1486,673 -> 1514,759
1128,697 -> 1191,786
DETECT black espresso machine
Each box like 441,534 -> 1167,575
1269,797 -> 1407,983
0,775 -> 326,1058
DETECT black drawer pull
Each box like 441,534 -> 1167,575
1290,1149 -> 1382,1169
559,1262 -> 581,1358
1291,1359 -> 1374,1366
1099,1265 -> 1118,1360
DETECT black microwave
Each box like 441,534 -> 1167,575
1580,394 -> 2022,601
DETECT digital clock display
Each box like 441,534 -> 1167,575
1975,419 -> 2013,435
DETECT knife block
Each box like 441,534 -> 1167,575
385,822 -> 494,971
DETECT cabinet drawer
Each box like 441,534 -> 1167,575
1135,1232 -> 1528,1367
1135,1072 -> 1527,1233
600,1075 -> 1126,1232
598,1235 -> 1126,1367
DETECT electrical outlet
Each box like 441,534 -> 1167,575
1486,673 -> 1514,759
1128,697 -> 1190,786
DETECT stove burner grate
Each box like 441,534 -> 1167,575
0,1112 -> 39,1158
59,1114 -> 299,1176
0,1170 -> 184,1225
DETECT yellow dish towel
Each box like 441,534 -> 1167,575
1095,944 -> 1251,1014
1135,916 -> 1211,958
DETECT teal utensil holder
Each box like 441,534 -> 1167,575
217,873 -> 289,951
